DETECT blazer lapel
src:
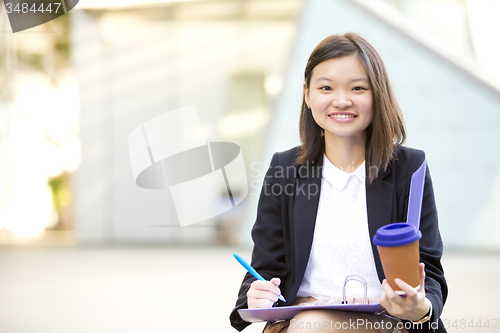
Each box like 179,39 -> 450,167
293,155 -> 323,287
366,166 -> 394,282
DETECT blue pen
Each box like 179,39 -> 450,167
233,253 -> 286,303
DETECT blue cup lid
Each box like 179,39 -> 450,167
372,222 -> 422,247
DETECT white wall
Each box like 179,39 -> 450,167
72,9 -> 296,243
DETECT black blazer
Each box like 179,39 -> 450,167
230,146 -> 447,333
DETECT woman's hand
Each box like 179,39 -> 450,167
247,277 -> 282,309
380,263 -> 432,321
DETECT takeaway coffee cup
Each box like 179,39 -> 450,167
373,223 -> 422,294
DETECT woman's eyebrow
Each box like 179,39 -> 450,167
315,77 -> 369,83
315,76 -> 333,82
350,77 -> 369,83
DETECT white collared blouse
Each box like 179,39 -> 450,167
296,154 -> 385,299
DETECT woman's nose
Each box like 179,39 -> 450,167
332,93 -> 352,109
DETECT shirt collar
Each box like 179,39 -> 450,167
322,154 -> 366,191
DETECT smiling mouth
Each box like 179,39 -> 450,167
328,114 -> 357,119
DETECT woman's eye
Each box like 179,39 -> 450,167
320,86 -> 332,91
353,86 -> 366,91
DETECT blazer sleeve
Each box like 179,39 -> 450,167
229,152 -> 289,332
398,150 -> 448,333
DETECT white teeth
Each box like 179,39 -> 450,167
329,114 -> 355,118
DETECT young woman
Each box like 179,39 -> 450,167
230,33 -> 447,333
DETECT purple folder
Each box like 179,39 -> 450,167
407,159 -> 427,229
238,303 -> 384,323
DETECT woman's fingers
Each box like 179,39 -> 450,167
380,266 -> 429,320
248,288 -> 279,300
248,297 -> 276,308
270,277 -> 281,287
381,278 -> 411,316
394,278 -> 418,299
381,278 -> 399,303
252,280 -> 281,296
379,290 -> 393,313
247,279 -> 282,309
418,263 -> 426,292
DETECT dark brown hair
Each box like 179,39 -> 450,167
296,32 -> 406,183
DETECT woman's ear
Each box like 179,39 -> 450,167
303,83 -> 310,109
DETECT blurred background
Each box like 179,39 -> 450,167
1,0 -> 499,332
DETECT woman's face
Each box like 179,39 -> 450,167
304,54 -> 374,144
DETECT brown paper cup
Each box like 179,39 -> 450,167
377,240 -> 420,294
